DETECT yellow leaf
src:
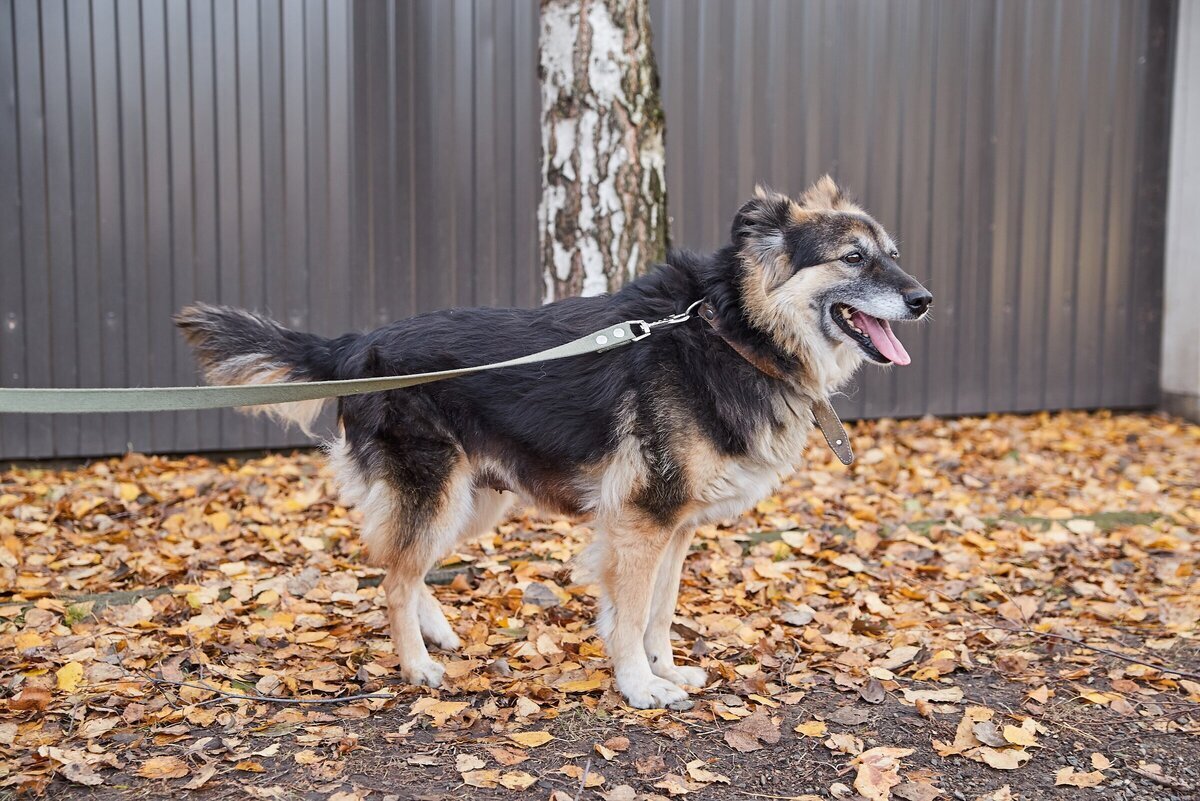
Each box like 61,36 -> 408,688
1002,724 -> 1037,747
15,631 -> 45,650
509,731 -> 554,749
1056,767 -> 1105,788
118,482 -> 140,502
1091,753 -> 1113,771
234,760 -> 265,772
462,769 -> 500,788
410,698 -> 470,726
557,677 -> 605,693
974,747 -> 1030,770
499,771 -> 537,790
794,721 -> 827,737
1079,691 -> 1111,705
1026,685 -> 1051,704
56,662 -> 84,693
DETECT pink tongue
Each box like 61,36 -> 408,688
851,311 -> 912,366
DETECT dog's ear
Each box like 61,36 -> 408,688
800,174 -> 855,211
733,188 -> 795,287
732,187 -> 792,247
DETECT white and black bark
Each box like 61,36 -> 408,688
538,0 -> 668,302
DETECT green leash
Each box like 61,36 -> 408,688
0,315 -> 679,415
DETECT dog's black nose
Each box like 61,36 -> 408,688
903,287 -> 932,315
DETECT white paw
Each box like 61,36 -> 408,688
403,658 -> 445,688
619,675 -> 690,709
655,664 -> 707,689
421,623 -> 462,651
418,597 -> 461,650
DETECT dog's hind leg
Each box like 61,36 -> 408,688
589,523 -> 689,709
364,462 -> 477,687
415,488 -> 515,652
643,528 -> 707,689
382,566 -> 446,687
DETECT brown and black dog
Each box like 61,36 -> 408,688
176,177 -> 931,708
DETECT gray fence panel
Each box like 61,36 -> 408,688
0,0 -> 1175,459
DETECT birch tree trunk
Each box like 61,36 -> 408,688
539,0 -> 668,302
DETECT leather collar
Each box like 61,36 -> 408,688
696,300 -> 855,465
697,301 -> 788,380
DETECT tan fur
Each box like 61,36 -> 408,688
799,173 -> 863,213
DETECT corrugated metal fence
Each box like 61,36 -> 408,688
0,0 -> 1175,459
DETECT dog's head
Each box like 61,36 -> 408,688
730,176 -> 931,383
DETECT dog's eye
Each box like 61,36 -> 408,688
842,252 -> 864,265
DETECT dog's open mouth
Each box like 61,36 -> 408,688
831,303 -> 912,366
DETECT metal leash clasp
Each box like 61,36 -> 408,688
629,298 -> 704,341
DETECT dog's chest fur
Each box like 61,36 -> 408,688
682,390 -> 818,527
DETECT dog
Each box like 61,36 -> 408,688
175,176 -> 931,709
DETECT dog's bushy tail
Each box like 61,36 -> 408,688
174,303 -> 341,433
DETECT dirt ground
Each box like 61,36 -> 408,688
2,411 -> 1198,800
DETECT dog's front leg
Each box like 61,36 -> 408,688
643,528 -> 707,688
594,529 -> 690,709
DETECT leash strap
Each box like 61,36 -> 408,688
0,319 -> 654,415
0,300 -> 855,464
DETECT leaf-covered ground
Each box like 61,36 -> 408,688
1,411 -> 1198,801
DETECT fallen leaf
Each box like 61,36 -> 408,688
722,709 -> 780,753
827,706 -> 871,726
600,786 -> 638,801
972,720 -> 1008,748
10,685 -> 52,711
456,753 -> 486,772
137,756 -> 190,780
508,731 -> 554,749
795,720 -> 828,737
56,662 -> 84,693
1055,767 -> 1105,788
685,759 -> 730,784
182,764 -> 218,790
499,771 -> 537,790
853,747 -> 913,801
560,764 -> 605,787
893,781 -> 942,801
1001,724 -> 1038,748
484,745 -> 529,766
61,760 -> 104,787
975,747 -> 1030,771
902,687 -> 964,704
654,773 -> 696,796
603,736 -> 630,752
77,716 -> 119,740
462,769 -> 500,788
635,754 -> 668,776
